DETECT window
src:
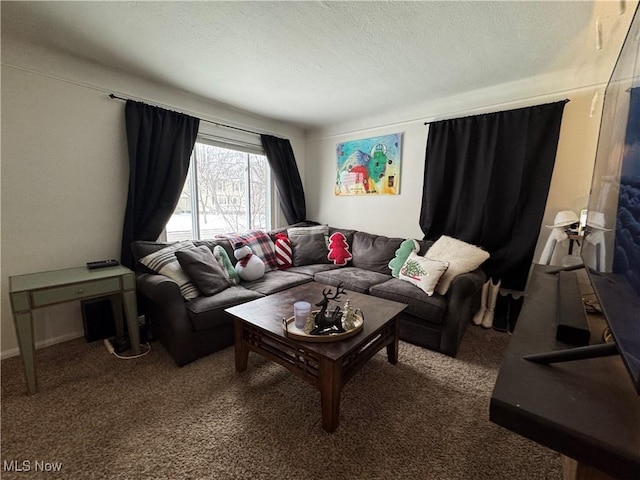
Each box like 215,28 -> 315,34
166,140 -> 272,241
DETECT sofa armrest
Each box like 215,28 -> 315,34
137,272 -> 183,304
447,268 -> 486,300
136,273 -> 194,366
440,268 -> 486,356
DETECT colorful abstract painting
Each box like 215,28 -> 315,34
335,133 -> 402,195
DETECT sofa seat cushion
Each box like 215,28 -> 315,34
314,267 -> 391,293
241,270 -> 312,295
186,286 -> 264,331
369,278 -> 447,325
287,264 -> 342,277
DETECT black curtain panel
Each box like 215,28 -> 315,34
261,134 -> 306,224
120,100 -> 199,268
420,100 -> 567,291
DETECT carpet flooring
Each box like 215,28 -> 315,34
1,326 -> 561,479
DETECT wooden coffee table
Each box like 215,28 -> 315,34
225,281 -> 407,432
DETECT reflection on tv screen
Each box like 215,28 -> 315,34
613,88 -> 640,297
614,176 -> 640,296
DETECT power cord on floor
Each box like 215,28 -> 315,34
103,338 -> 151,359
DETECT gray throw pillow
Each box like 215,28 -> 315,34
175,246 -> 231,296
289,232 -> 331,266
287,225 -> 331,266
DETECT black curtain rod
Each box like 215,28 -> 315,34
423,98 -> 570,126
108,93 -> 267,137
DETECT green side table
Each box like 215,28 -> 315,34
9,265 -> 140,394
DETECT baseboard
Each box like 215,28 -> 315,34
1,330 -> 85,360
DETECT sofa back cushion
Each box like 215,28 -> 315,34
351,232 -> 404,275
194,238 -> 235,265
131,241 -> 171,265
417,239 -> 435,256
329,227 -> 357,247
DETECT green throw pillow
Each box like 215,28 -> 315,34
388,238 -> 419,278
213,245 -> 240,285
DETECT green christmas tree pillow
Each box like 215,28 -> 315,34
398,252 -> 449,296
213,245 -> 240,285
388,238 -> 419,277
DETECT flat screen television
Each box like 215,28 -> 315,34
581,4 -> 640,395
526,5 -> 640,396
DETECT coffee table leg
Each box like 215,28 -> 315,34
386,318 -> 399,365
234,318 -> 249,372
319,357 -> 342,432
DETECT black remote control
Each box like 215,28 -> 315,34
87,259 -> 120,270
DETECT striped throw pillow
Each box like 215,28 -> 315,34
274,233 -> 292,269
139,240 -> 200,300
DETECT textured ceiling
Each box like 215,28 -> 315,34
1,1 -> 636,128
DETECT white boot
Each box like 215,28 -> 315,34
472,280 -> 489,326
481,279 -> 501,329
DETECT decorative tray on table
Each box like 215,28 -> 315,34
282,310 -> 364,343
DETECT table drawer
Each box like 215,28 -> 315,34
31,278 -> 121,307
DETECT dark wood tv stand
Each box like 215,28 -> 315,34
490,264 -> 640,480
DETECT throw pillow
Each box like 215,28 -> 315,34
274,233 -> 293,269
175,246 -> 231,296
139,240 -> 200,300
388,238 -> 420,277
426,235 -> 490,295
287,224 -> 329,237
233,242 -> 265,281
327,231 -> 352,266
287,225 -> 331,266
224,230 -> 278,271
398,252 -> 450,296
213,245 -> 240,285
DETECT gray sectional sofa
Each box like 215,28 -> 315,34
132,225 -> 486,366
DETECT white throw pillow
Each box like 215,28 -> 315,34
426,235 -> 489,295
139,240 -> 200,300
398,252 -> 449,296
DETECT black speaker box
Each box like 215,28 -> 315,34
81,298 -> 116,342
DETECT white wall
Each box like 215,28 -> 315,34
305,85 -> 605,276
306,121 -> 428,240
1,41 -> 306,357
304,0 -> 636,258
304,1 -> 637,267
